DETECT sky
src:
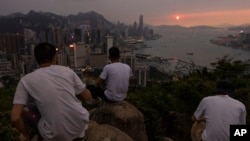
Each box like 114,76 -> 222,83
0,0 -> 250,27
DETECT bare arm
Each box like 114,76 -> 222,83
11,104 -> 30,140
79,88 -> 92,101
192,115 -> 206,122
96,78 -> 105,89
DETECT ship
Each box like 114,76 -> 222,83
123,38 -> 136,44
186,52 -> 194,55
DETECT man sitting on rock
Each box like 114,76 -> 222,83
87,46 -> 133,103
11,42 -> 92,141
192,79 -> 246,141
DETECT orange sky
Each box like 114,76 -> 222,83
149,9 -> 250,27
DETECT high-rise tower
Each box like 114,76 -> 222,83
138,15 -> 144,38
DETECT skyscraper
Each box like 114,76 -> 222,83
138,15 -> 144,38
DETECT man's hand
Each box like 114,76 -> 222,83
11,104 -> 30,139
20,133 -> 29,141
79,88 -> 92,101
96,78 -> 105,89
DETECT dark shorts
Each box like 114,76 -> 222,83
87,85 -> 114,103
22,103 -> 42,139
22,103 -> 85,140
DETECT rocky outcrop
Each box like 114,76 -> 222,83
89,101 -> 148,141
83,121 -> 133,141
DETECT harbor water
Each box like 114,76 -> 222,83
134,27 -> 250,69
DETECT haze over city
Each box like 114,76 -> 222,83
0,0 -> 250,27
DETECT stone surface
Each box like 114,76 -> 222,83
83,121 -> 133,141
90,101 -> 148,141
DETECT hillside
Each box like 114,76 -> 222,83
0,10 -> 114,34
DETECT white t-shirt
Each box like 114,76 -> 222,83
13,65 -> 89,141
100,62 -> 133,101
194,95 -> 246,141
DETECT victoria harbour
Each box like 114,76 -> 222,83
135,27 -> 250,69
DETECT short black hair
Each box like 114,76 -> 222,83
212,79 -> 235,97
109,46 -> 120,60
34,42 -> 56,65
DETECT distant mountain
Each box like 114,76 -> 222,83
156,25 -> 187,29
213,23 -> 235,28
227,24 -> 250,32
188,25 -> 220,30
0,10 -> 114,34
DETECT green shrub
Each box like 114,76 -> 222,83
0,112 -> 19,141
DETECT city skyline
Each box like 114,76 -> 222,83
0,0 -> 250,27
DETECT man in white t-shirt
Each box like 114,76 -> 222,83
192,80 -> 246,141
11,42 -> 92,141
87,46 -> 133,103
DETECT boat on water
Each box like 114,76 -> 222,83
123,38 -> 136,44
123,38 -> 145,44
136,39 -> 144,43
141,44 -> 152,48
186,52 -> 194,55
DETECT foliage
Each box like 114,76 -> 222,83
0,112 -> 19,141
0,87 -> 16,112
0,75 -> 18,89
149,66 -> 171,81
127,85 -> 174,140
210,55 -> 249,79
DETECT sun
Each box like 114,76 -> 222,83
176,16 -> 180,20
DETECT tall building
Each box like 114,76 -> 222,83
134,65 -> 149,87
53,27 -> 64,51
74,29 -> 82,43
120,52 -> 149,87
133,22 -> 138,37
120,53 -> 136,71
23,29 -> 36,43
138,15 -> 144,38
0,33 -> 25,54
0,33 -> 25,72
47,26 -> 55,44
79,23 -> 91,44
68,42 -> 90,68
106,36 -> 113,55
0,52 -> 16,78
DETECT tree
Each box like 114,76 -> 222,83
210,55 -> 249,79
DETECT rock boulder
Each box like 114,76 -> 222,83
83,121 -> 133,141
90,101 -> 148,141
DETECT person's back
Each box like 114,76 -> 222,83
11,42 -> 92,141
196,95 -> 245,141
193,80 -> 246,141
88,46 -> 133,103
19,65 -> 89,140
101,62 -> 131,101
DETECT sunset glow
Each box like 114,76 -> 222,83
176,16 -> 180,20
148,9 -> 250,27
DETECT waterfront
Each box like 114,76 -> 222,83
134,27 -> 250,69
